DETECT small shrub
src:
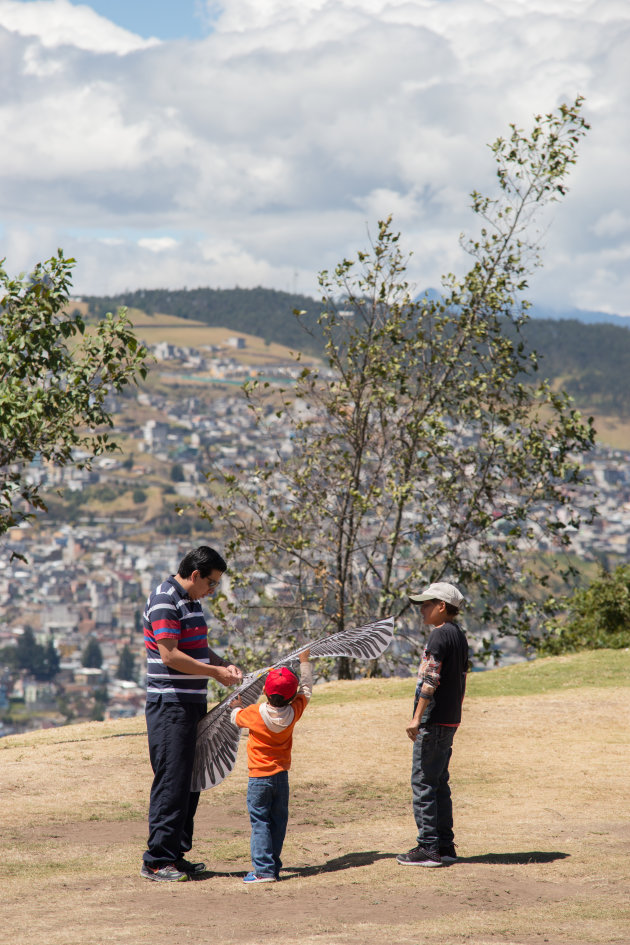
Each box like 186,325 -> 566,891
538,564 -> 630,654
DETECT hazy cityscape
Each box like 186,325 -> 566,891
1,336 -> 629,737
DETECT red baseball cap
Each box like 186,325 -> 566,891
264,667 -> 299,700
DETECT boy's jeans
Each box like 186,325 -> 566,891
247,770 -> 290,878
411,724 -> 456,851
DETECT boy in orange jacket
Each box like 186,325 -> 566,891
231,649 -> 312,883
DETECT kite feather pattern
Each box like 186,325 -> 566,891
192,616 -> 395,792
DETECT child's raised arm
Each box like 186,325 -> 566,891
297,650 -> 313,701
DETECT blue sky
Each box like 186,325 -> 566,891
0,0 -> 629,315
75,0 -> 208,40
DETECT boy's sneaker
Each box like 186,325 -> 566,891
141,863 -> 189,882
243,871 -> 276,884
396,844 -> 443,867
175,857 -> 206,875
440,844 -> 458,865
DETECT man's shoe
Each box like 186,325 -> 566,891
396,844 -> 443,867
141,863 -> 189,882
175,857 -> 206,875
440,844 -> 458,864
243,871 -> 276,884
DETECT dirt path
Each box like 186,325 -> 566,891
1,679 -> 629,945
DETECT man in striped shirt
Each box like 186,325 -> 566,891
141,546 -> 242,883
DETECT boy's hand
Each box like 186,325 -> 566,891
299,648 -> 310,663
230,694 -> 243,708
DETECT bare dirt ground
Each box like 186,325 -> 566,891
1,674 -> 629,945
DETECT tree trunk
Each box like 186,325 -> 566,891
337,656 -> 354,679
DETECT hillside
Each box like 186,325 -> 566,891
2,650 -> 629,945
514,318 -> 630,416
84,287 -> 630,418
84,286 -> 324,358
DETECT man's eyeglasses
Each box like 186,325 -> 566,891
206,578 -> 221,590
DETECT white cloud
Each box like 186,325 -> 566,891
0,0 -> 629,318
138,236 -> 179,252
592,210 -> 630,240
0,0 -> 159,53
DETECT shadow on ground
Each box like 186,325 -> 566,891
458,851 -> 570,865
196,849 -> 569,881
287,851 -> 395,877
200,851 -> 394,880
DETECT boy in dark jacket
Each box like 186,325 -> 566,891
397,582 -> 468,868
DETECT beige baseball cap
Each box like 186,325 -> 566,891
408,581 -> 464,608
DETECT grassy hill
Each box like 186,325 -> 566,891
84,286 -> 324,358
84,287 -> 630,426
2,650 -> 629,945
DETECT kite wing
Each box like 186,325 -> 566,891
192,615 -> 395,792
192,668 -> 268,792
295,615 -> 395,662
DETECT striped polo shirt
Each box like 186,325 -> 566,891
143,575 -> 225,703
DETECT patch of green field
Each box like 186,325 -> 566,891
467,647 -> 630,697
309,648 -> 630,706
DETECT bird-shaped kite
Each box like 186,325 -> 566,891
192,615 -> 395,791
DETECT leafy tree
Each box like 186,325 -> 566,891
0,250 -> 149,538
171,463 -> 185,482
116,643 -> 136,681
15,627 -> 39,672
0,645 -> 17,671
43,639 -> 61,679
537,564 -> 630,654
11,627 -> 60,680
91,702 -> 106,722
56,693 -> 75,722
91,684 -> 109,721
81,637 -> 103,669
200,98 -> 595,675
132,487 -> 147,504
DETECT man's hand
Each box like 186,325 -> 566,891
212,664 -> 242,686
406,720 -> 421,742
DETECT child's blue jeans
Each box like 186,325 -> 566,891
246,770 -> 290,878
411,724 -> 456,851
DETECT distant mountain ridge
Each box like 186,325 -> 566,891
85,286 -> 630,416
528,304 -> 630,328
416,288 -> 630,329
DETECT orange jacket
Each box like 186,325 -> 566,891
234,695 -> 308,776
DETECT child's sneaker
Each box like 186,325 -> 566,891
243,871 -> 276,883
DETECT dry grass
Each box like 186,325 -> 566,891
1,654 -> 629,945
124,310 -> 317,368
587,410 -> 630,451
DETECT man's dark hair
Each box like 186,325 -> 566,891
178,545 -> 227,579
